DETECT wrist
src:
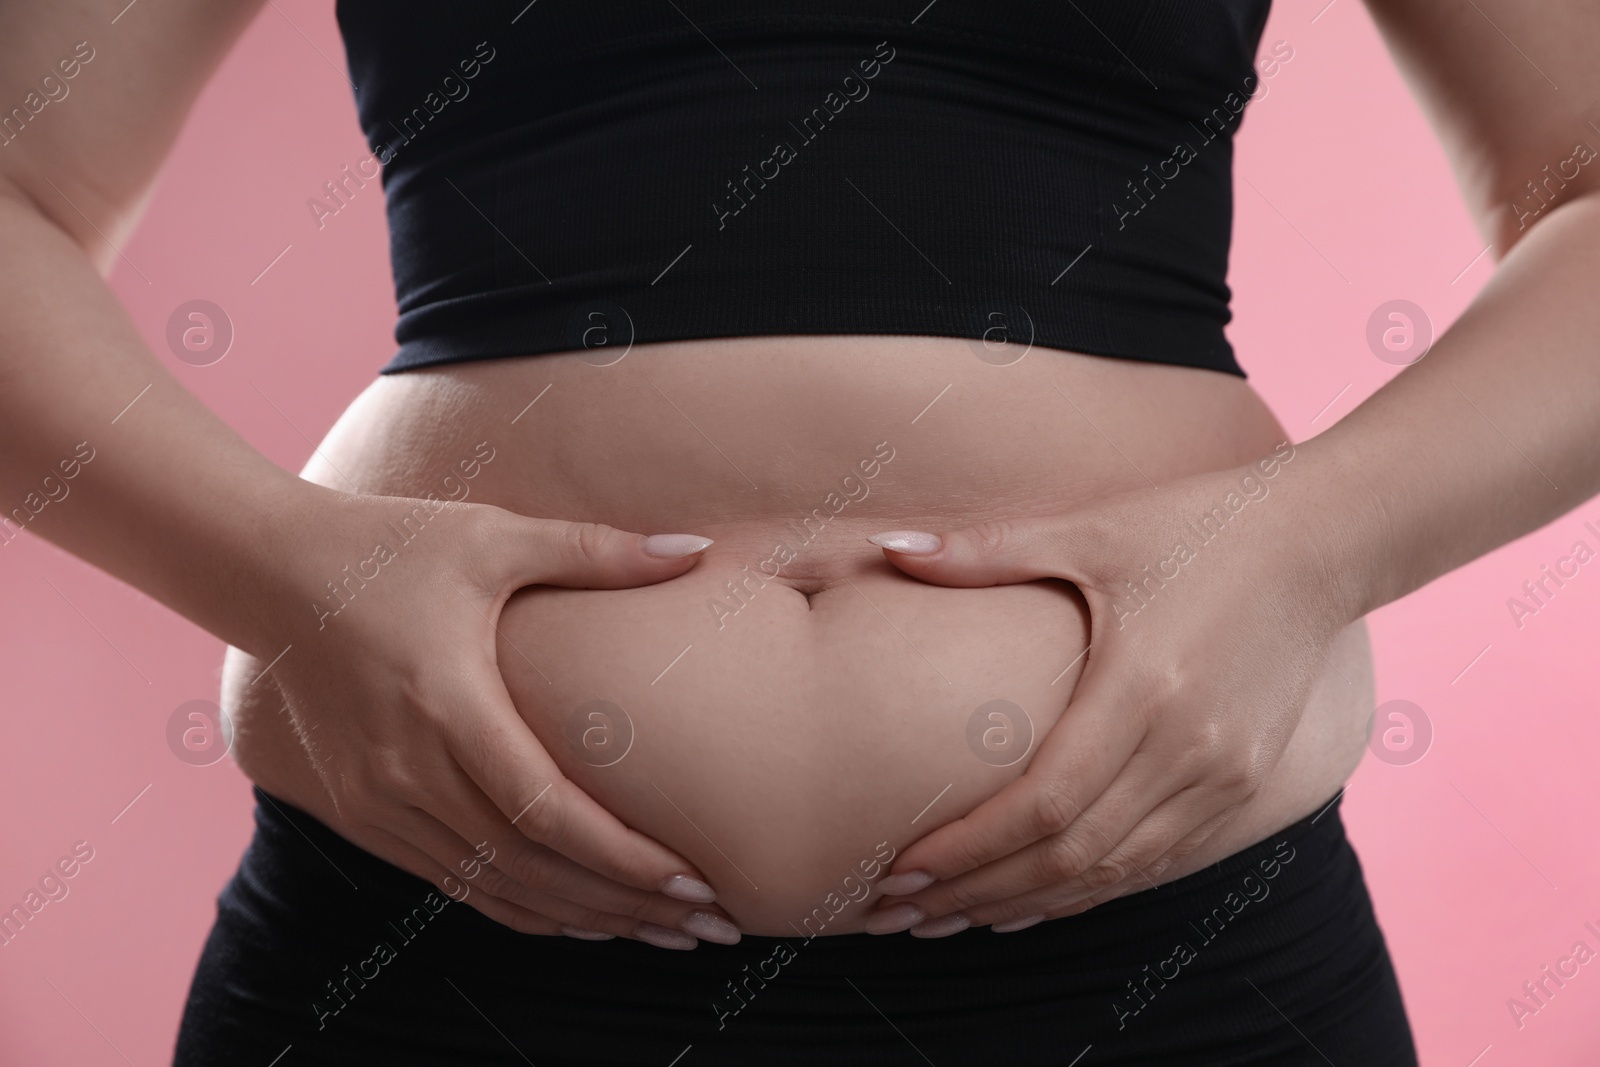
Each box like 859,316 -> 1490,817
1259,436 -> 1399,625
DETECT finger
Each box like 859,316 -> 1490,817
443,672 -> 719,902
878,660 -> 1145,891
873,752 -> 1183,932
496,514 -> 713,590
356,823 -> 566,937
387,807 -> 726,948
957,790 -> 1222,929
410,765 -> 740,940
866,514 -> 1097,588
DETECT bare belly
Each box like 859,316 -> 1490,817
224,335 -> 1373,935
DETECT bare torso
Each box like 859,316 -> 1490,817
224,334 -> 1372,935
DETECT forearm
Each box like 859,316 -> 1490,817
1294,190 -> 1600,620
0,182 -> 320,655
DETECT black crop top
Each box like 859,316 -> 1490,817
334,1 -> 1272,377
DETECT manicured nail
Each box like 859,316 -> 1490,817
991,913 -> 1046,934
680,911 -> 741,945
910,914 -> 971,939
560,926 -> 616,940
864,903 -> 925,935
867,531 -> 942,555
877,869 -> 935,896
643,534 -> 715,558
660,874 -> 717,903
635,922 -> 698,950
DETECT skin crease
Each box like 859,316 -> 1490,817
2,0 -> 1600,951
223,336 -> 1375,935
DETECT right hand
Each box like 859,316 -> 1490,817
222,487 -> 738,949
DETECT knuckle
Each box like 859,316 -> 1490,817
502,841 -> 555,890
969,519 -> 1017,557
563,521 -> 619,566
471,865 -> 519,900
1078,854 -> 1129,892
1027,781 -> 1080,838
1042,832 -> 1098,882
515,786 -> 568,844
937,881 -> 987,914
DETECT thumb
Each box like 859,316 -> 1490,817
493,513 -> 713,590
866,516 -> 1092,588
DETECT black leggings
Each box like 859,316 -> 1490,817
175,789 -> 1416,1066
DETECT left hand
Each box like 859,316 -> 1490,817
863,444 -> 1359,936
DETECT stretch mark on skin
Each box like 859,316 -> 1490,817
249,644 -> 293,686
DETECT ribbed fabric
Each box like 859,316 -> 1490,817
174,789 -> 1417,1065
333,1 -> 1273,378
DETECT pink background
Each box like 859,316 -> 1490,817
3,2 -> 1597,1063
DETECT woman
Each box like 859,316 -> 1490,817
3,0 -> 1596,1062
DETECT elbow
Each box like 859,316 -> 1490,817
1484,149 -> 1600,262
0,171 -> 126,279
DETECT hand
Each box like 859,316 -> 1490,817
862,444 -> 1358,935
224,486 -> 740,949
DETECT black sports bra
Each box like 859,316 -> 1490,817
335,1 -> 1273,377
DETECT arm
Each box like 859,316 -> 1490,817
0,1 -> 732,946
1305,0 -> 1600,616
863,0 -> 1600,931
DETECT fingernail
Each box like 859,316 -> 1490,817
991,913 -> 1046,934
679,911 -> 741,945
635,922 -> 698,950
867,531 -> 942,555
643,534 -> 715,558
660,874 -> 717,903
560,926 -> 616,940
910,914 -> 971,939
877,870 -> 934,896
864,903 -> 925,935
